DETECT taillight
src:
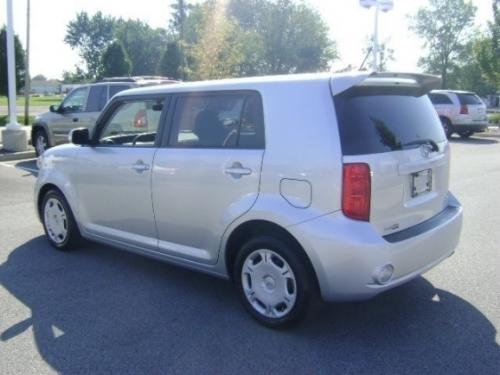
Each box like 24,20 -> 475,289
460,105 -> 468,114
342,163 -> 371,221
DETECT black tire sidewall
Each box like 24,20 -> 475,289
41,190 -> 79,251
441,118 -> 453,139
234,235 -> 312,328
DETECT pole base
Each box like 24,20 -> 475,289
1,128 -> 28,152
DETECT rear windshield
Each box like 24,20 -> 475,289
457,93 -> 482,105
334,91 -> 445,155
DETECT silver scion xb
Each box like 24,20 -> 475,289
35,72 -> 463,328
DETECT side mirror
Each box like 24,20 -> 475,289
70,128 -> 90,146
49,104 -> 59,113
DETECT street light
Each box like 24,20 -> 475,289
360,0 -> 394,71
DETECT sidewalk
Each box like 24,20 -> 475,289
0,126 -> 35,161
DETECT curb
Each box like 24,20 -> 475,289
0,149 -> 36,162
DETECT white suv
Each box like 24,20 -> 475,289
35,72 -> 463,327
429,90 -> 488,139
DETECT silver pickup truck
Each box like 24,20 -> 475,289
31,77 -> 178,156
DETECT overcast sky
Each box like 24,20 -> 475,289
0,0 -> 494,79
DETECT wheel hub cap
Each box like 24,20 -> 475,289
241,249 -> 297,318
44,197 -> 68,244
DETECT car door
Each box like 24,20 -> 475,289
152,91 -> 265,264
51,86 -> 90,145
73,95 -> 168,250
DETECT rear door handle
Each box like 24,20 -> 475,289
225,162 -> 252,178
131,160 -> 150,173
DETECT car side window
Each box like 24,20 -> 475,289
60,87 -> 89,113
109,84 -> 132,98
86,85 -> 108,112
429,93 -> 452,105
97,99 -> 164,147
168,92 -> 264,149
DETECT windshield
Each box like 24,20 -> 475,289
334,92 -> 446,155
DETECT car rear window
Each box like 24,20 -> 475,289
428,93 -> 453,105
457,93 -> 482,105
334,89 -> 445,155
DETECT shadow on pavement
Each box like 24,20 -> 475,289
10,159 -> 38,177
449,136 -> 498,145
1,236 -> 498,374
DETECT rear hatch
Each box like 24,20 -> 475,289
457,92 -> 487,123
332,73 -> 449,236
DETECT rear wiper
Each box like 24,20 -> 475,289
401,139 -> 439,152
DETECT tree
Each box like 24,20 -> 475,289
157,42 -> 182,79
100,41 -> 131,78
64,11 -> 116,80
0,27 -> 26,96
32,74 -> 47,81
113,19 -> 169,76
474,0 -> 499,89
409,0 -> 477,88
62,67 -> 88,83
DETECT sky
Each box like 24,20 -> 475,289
0,0 -> 494,80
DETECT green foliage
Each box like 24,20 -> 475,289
114,20 -> 169,76
410,0 -> 477,88
0,27 -> 26,96
474,1 -> 499,89
100,41 -> 132,78
64,12 -> 116,80
157,42 -> 183,79
62,67 -> 88,83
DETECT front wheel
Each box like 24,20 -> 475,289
234,236 -> 313,328
41,189 -> 82,251
34,130 -> 50,156
440,118 -> 453,139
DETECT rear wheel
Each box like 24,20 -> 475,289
440,118 -> 453,139
458,130 -> 473,139
41,189 -> 81,251
34,130 -> 49,156
234,236 -> 313,328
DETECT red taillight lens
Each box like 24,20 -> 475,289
342,163 -> 371,221
460,105 -> 468,114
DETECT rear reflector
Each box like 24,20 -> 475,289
459,105 -> 468,114
342,163 -> 371,221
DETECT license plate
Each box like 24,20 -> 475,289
411,169 -> 432,198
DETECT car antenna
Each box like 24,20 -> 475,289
359,46 -> 372,71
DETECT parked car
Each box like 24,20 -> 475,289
428,90 -> 489,139
31,76 -> 178,156
35,72 -> 463,327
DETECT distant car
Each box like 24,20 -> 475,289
428,90 -> 488,139
31,76 -> 178,156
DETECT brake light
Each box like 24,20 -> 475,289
460,105 -> 468,114
342,163 -> 371,221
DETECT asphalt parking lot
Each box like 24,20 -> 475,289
0,136 -> 499,374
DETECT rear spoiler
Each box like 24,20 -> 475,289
331,71 -> 442,97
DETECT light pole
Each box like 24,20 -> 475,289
2,0 -> 28,151
360,0 -> 394,71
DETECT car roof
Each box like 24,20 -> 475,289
115,71 -> 441,98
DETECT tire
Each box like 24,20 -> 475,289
41,189 -> 82,251
458,130 -> 473,139
440,118 -> 453,139
34,129 -> 50,157
234,235 -> 313,328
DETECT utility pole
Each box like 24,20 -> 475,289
24,0 -> 30,125
2,0 -> 28,151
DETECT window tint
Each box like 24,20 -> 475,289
109,84 -> 131,98
457,93 -> 482,105
168,92 -> 264,149
334,91 -> 445,155
98,100 -> 163,147
60,87 -> 89,112
86,85 -> 108,112
428,93 -> 452,105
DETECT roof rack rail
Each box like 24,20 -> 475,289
99,76 -> 178,83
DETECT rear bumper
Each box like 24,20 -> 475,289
289,193 -> 463,301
